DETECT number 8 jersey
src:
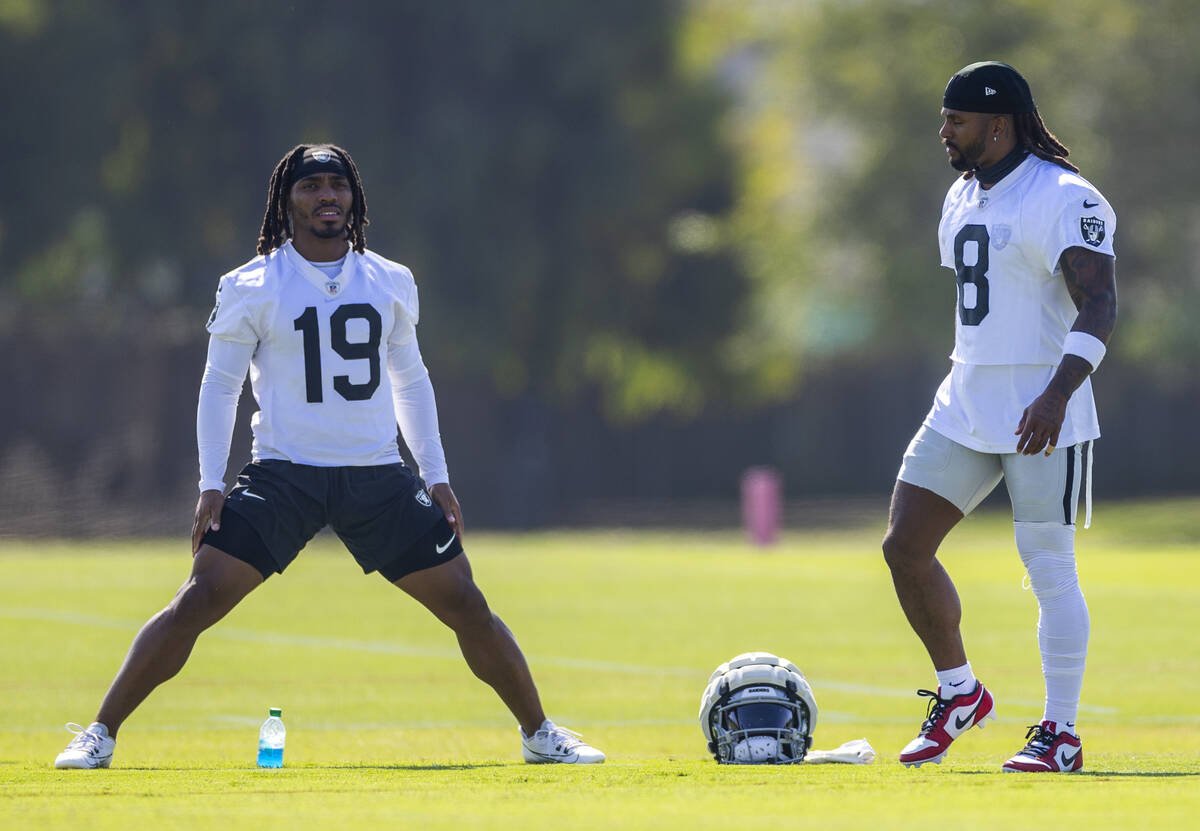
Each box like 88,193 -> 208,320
205,240 -> 419,467
925,155 -> 1116,452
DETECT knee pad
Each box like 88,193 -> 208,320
1014,521 -> 1078,602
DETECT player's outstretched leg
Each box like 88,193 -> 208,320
395,552 -> 604,764
54,546 -> 264,769
898,683 -> 996,767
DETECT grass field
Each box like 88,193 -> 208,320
3,500 -> 1199,829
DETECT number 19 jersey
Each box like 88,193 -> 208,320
925,155 -> 1116,452
205,240 -> 418,467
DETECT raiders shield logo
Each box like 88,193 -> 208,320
415,489 -> 433,507
991,224 -> 1012,250
1080,216 -> 1106,247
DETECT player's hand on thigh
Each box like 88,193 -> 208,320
430,482 -> 464,541
1015,391 -> 1066,456
191,489 -> 226,554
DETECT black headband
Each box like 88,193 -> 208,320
943,61 -> 1035,114
287,146 -> 350,187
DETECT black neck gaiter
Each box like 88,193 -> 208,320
974,146 -> 1029,186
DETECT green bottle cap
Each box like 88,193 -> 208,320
269,708 -> 282,717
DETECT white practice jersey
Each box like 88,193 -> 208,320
206,241 -> 419,466
924,155 -> 1116,453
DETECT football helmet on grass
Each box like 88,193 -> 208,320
699,652 -> 818,764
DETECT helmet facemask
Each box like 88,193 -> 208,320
699,653 -> 818,765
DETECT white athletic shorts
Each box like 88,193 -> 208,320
897,425 -> 1089,524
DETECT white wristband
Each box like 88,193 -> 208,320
1063,330 -> 1106,371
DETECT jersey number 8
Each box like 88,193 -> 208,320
954,224 -> 990,326
293,304 -> 382,403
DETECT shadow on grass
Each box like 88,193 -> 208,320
958,770 -> 1199,778
318,762 -> 510,771
85,762 -> 512,772
1078,771 -> 1200,778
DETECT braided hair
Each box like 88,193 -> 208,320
257,143 -> 369,255
1013,110 -> 1078,173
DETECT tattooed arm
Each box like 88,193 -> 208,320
1061,245 -> 1119,345
1015,246 -> 1118,455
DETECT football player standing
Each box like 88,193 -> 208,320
883,63 -> 1117,773
55,144 -> 603,769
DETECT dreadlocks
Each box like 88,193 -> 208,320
257,143 -> 370,255
1014,110 -> 1078,174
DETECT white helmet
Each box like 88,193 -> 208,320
699,652 -> 818,764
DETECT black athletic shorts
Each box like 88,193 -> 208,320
201,459 -> 463,581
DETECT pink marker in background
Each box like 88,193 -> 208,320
741,466 -> 782,547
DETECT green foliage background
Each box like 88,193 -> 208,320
3,0 -> 1194,420
0,0 -> 743,419
684,0 -> 1199,392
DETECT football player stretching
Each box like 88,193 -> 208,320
55,144 -> 603,769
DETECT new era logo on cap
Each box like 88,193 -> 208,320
985,86 -> 997,95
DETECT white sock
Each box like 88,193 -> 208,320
935,662 -> 976,698
1015,521 -> 1089,733
1047,719 -> 1077,737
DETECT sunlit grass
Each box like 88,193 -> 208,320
2,499 -> 1198,829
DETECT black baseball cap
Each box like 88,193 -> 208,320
943,61 -> 1036,114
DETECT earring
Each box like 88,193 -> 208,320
993,135 -> 998,142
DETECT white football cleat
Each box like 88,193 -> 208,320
521,719 -> 605,764
54,722 -> 115,769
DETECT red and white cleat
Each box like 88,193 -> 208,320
1002,721 -> 1083,773
899,683 -> 996,767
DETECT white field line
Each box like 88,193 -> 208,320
17,712 -> 1200,736
1,605 -> 1117,715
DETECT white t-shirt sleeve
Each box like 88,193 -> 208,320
386,268 -> 420,348
197,336 -> 255,492
205,274 -> 260,344
1041,186 -> 1117,274
404,273 -> 419,328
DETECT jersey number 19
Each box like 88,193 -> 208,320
293,304 -> 382,403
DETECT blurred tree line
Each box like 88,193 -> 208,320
3,0 -> 1197,411
682,0 -> 1200,389
0,0 -> 1195,531
0,0 -> 749,421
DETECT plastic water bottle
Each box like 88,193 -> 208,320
257,707 -> 285,768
